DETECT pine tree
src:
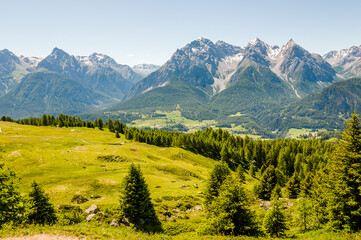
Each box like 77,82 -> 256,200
326,111 -> 361,231
115,131 -> 120,138
205,161 -> 231,206
106,119 -> 115,133
263,201 -> 288,237
258,165 -> 278,200
293,197 -> 316,232
203,174 -> 258,236
98,118 -> 103,130
41,114 -> 48,126
271,184 -> 282,201
285,172 -> 300,199
0,164 -> 26,227
28,181 -> 57,225
235,165 -> 246,184
119,164 -> 161,232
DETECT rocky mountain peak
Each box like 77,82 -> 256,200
88,53 -> 118,66
0,49 -> 20,65
285,39 -> 296,47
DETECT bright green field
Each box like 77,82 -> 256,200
130,110 -> 217,132
0,122 -> 360,239
0,122 -> 214,206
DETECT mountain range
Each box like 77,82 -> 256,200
1,39 -> 361,136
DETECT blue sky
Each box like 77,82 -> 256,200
1,0 -> 361,66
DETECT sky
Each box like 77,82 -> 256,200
1,0 -> 361,66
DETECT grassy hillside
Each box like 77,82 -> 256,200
0,122 -> 360,239
0,122 -> 214,206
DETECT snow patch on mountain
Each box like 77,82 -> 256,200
133,64 -> 160,77
324,46 -> 361,78
20,56 -> 44,68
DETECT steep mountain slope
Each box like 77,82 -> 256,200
209,60 -> 296,116
259,77 -> 361,133
324,45 -> 361,78
37,48 -> 143,99
243,39 -> 336,98
0,69 -> 116,119
111,38 -> 336,127
108,78 -> 210,115
0,49 -> 38,96
125,38 -> 243,100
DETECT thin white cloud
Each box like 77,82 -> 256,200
128,53 -> 135,57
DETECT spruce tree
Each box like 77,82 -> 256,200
41,114 -> 48,126
285,172 -> 300,199
0,164 -> 25,228
28,181 -> 57,225
293,197 -> 315,232
106,119 -> 115,133
98,118 -> 103,130
327,111 -> 361,231
258,165 -> 278,200
115,131 -> 120,138
205,161 -> 231,206
263,201 -> 288,237
203,174 -> 258,236
119,164 -> 161,232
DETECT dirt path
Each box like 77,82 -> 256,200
72,137 -> 91,144
1,234 -> 80,240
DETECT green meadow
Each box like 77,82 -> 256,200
0,121 -> 359,239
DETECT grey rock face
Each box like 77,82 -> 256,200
324,45 -> 361,78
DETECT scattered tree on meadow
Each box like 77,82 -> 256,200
97,118 -> 103,130
263,201 -> 288,237
205,161 -> 231,206
0,164 -> 26,228
119,164 -> 161,232
41,114 -> 48,126
106,119 -> 115,132
203,174 -> 258,236
115,131 -> 120,138
28,181 -> 57,225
